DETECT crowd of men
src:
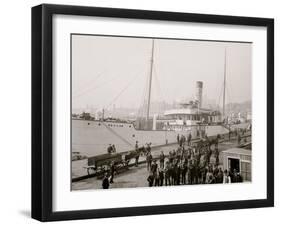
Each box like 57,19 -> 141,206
146,137 -> 243,187
102,131 -> 246,189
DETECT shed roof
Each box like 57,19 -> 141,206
222,148 -> 251,156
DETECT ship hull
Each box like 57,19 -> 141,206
72,119 -> 230,157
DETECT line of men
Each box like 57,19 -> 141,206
147,141 -> 242,187
177,133 -> 192,147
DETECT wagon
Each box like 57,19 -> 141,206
85,149 -> 144,178
85,153 -> 125,177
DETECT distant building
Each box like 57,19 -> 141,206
79,112 -> 92,120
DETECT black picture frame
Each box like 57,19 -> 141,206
32,4 -> 274,222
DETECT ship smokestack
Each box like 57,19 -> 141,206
195,81 -> 203,108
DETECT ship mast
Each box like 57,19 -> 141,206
222,48 -> 227,120
146,39 -> 155,121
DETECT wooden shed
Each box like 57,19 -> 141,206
222,148 -> 251,181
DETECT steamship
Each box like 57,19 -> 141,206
72,40 -> 230,157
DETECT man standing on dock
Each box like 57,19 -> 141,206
102,173 -> 110,189
147,143 -> 151,153
214,147 -> 219,166
135,141 -> 139,151
187,133 -> 192,146
147,172 -> 154,187
109,161 -> 115,183
146,151 -> 153,171
164,162 -> 171,186
159,151 -> 165,168
135,141 -> 139,167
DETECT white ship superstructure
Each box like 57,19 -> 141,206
159,81 -> 222,130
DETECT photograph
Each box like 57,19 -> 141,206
29,2 -> 274,222
71,34 -> 252,191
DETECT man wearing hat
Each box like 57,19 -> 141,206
102,173 -> 110,189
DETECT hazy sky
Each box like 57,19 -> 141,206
72,34 -> 252,110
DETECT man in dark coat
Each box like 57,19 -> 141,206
176,164 -> 181,185
193,160 -> 199,184
159,167 -> 164,186
135,141 -> 139,150
214,147 -> 220,166
170,163 -> 176,185
164,162 -> 171,186
147,172 -> 154,187
213,165 -> 219,178
189,161 -> 194,184
201,166 -> 208,184
159,151 -> 165,168
109,161 -> 115,183
146,152 -> 153,171
151,159 -> 158,177
135,141 -> 139,167
188,133 -> 192,146
135,151 -> 140,167
206,149 -> 212,166
102,173 -> 110,189
146,143 -> 151,153
216,167 -> 224,183
181,162 -> 188,185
